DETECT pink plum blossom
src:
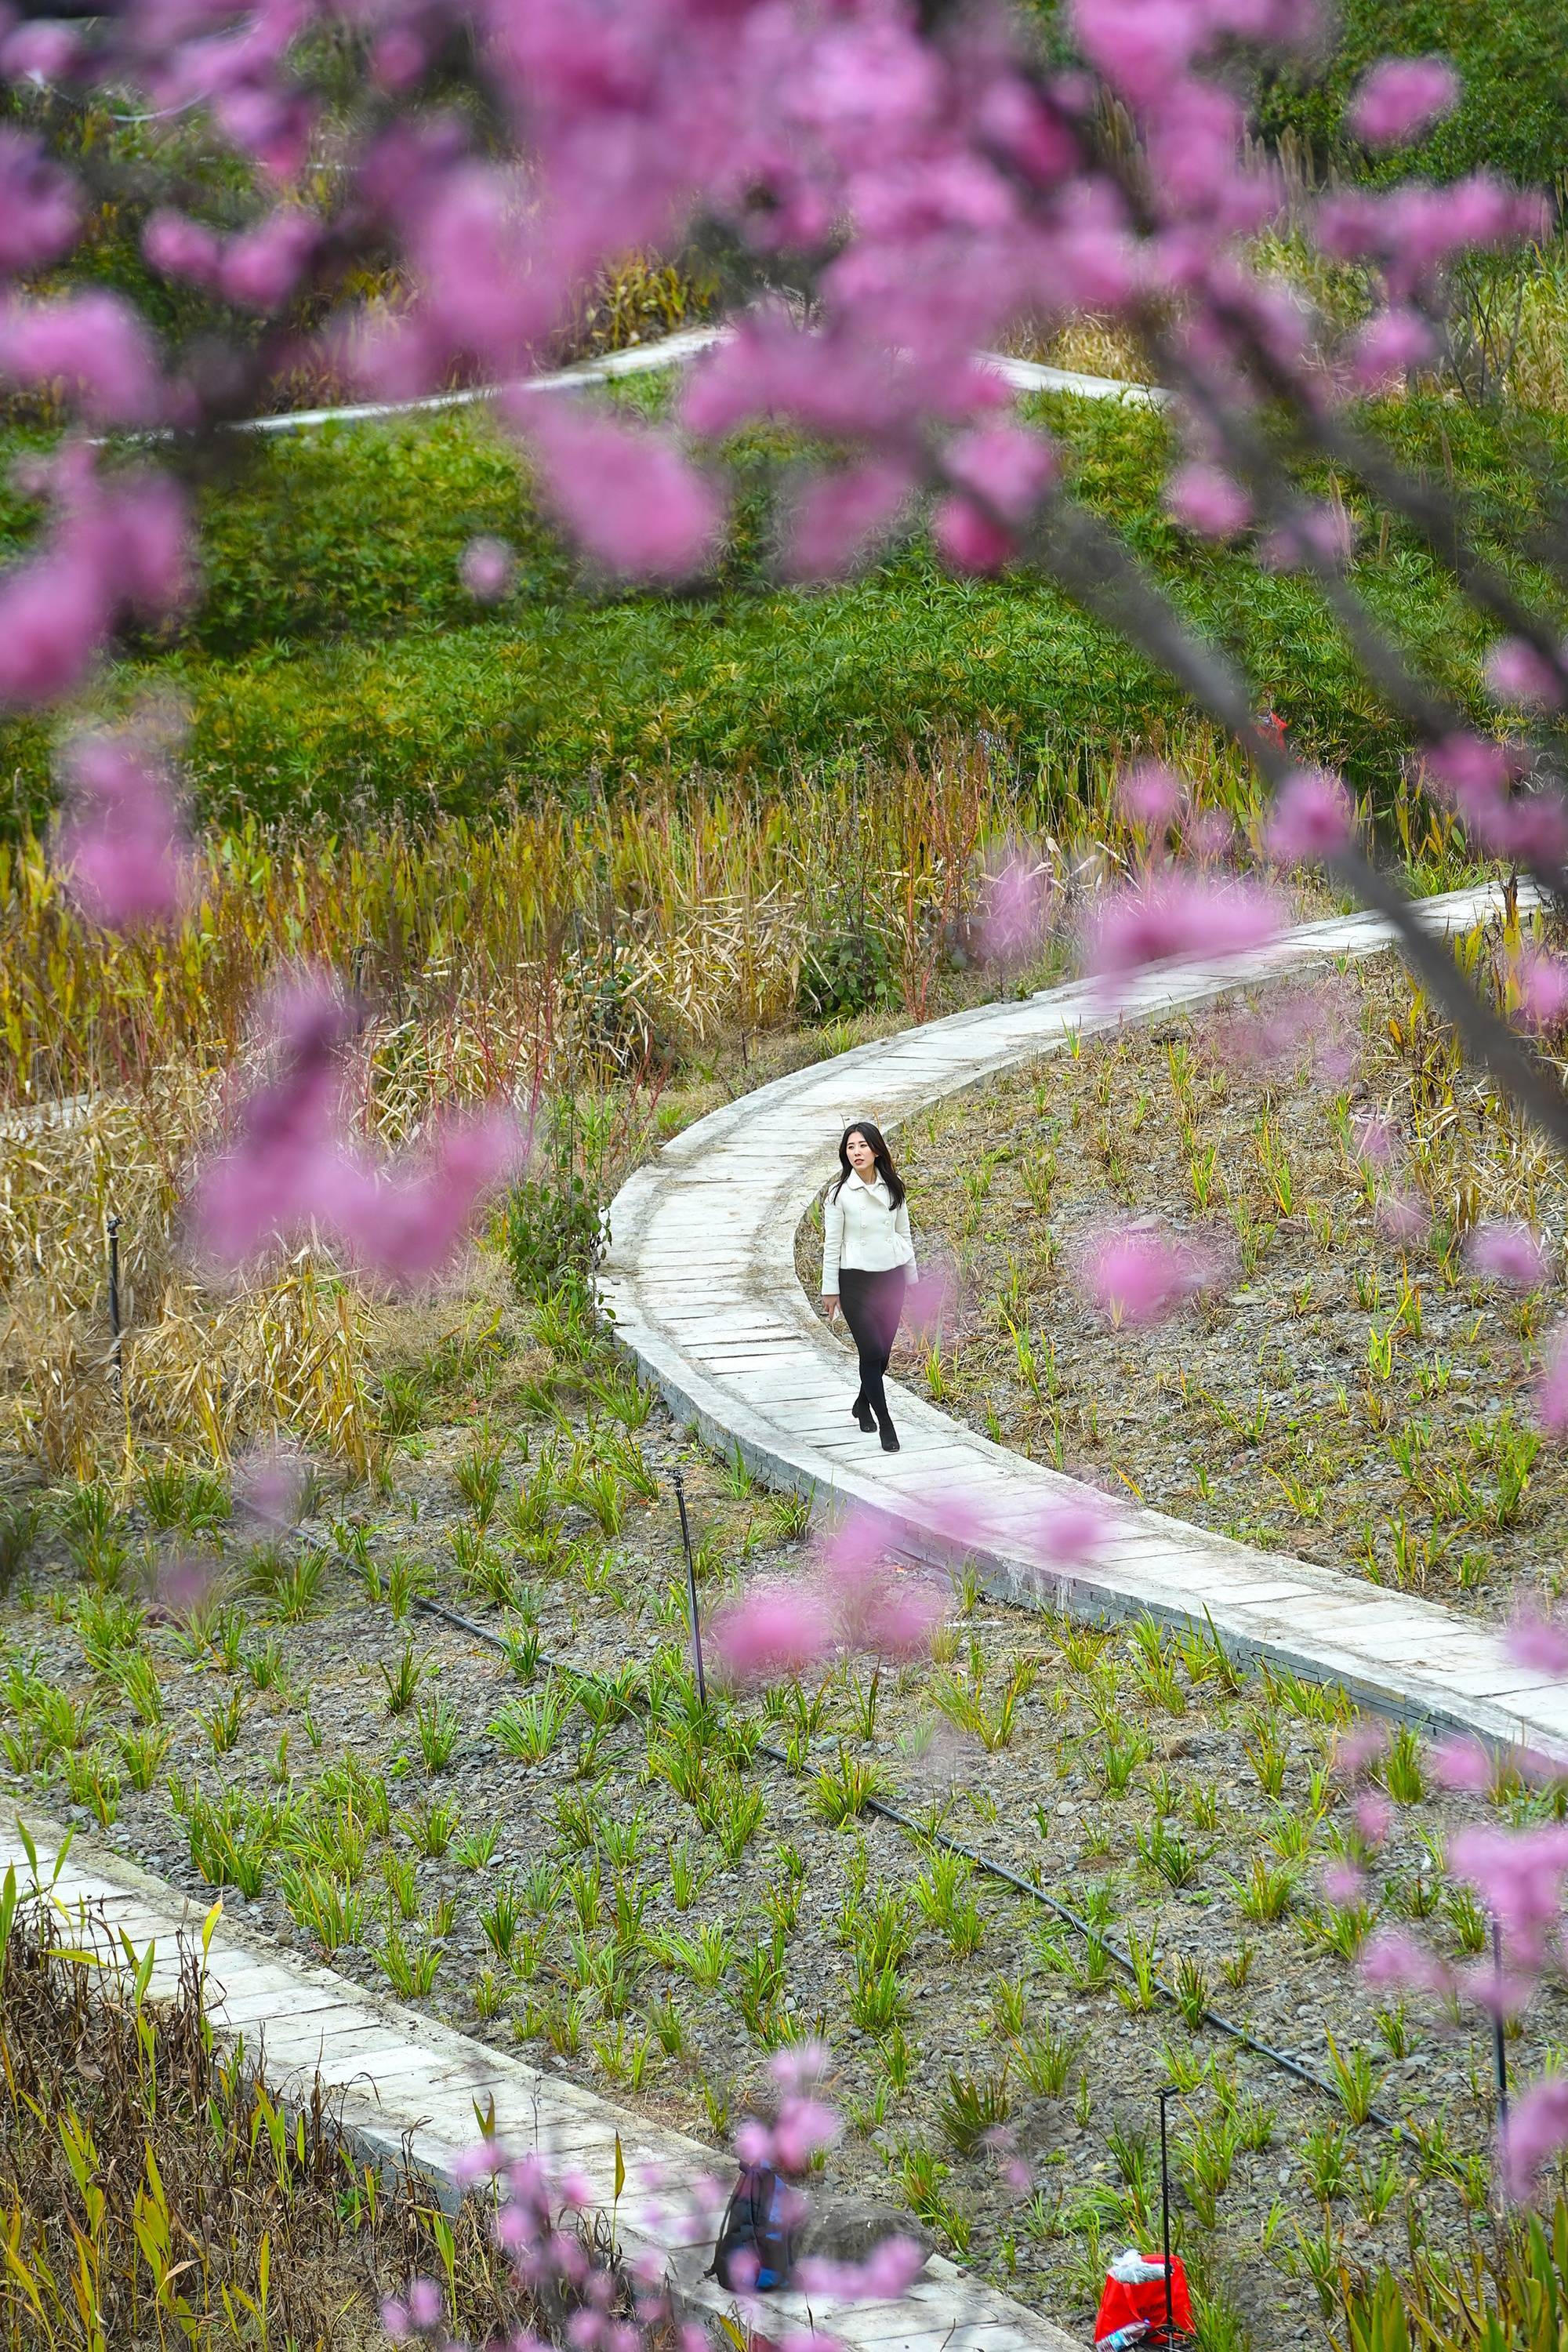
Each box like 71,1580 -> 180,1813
0,129 -> 79,274
1164,461 -> 1251,538
1430,1734 -> 1494,1793
710,1583 -> 836,1683
1467,1220 -> 1549,1290
1502,2073 -> 1568,2202
1514,950 -> 1568,1034
1083,872 -> 1281,992
783,457 -> 916,580
1537,1326 -> 1568,1436
1346,56 -> 1461,148
0,292 -> 162,425
975,851 -> 1053,964
1265,766 -> 1354,862
56,731 -> 186,930
1348,306 -> 1437,391
1321,1860 -> 1365,1906
1486,636 -> 1566,710
1506,1606 -> 1568,1676
191,975 -> 521,1283
1118,759 -> 1184,832
526,405 -> 724,583
1077,1221 -> 1217,1327
1034,1495 -> 1112,1566
460,535 -> 517,601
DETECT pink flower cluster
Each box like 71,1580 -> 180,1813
1083,871 -> 1282,996
56,728 -> 187,931
191,975 -> 523,1283
1076,1219 -> 1218,1327
712,1505 -> 944,1685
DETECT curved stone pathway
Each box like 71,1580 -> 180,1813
603,880 -> 1568,1762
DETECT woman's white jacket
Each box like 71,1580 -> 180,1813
822,1172 -> 917,1292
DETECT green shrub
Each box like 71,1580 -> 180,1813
500,1174 -> 603,1308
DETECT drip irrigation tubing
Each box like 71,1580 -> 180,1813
401,1570 -> 1399,2132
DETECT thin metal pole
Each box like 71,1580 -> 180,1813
1493,1914 -> 1511,2132
1157,2085 -> 1175,2343
671,1466 -> 707,1705
106,1213 -> 123,1392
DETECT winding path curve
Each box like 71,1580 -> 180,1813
603,880 -> 1568,1761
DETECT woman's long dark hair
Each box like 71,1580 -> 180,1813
830,1120 -> 906,1209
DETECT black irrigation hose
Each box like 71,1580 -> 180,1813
394,1581 -> 1400,2133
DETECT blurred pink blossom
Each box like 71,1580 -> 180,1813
1450,1824 -> 1568,1967
1348,306 -> 1436,391
1502,2073 -> 1568,2201
191,975 -> 521,1282
1077,1221 -> 1217,1326
1164,461 -> 1250,538
143,210 -> 222,287
1265,766 -> 1354,862
1083,872 -> 1281,992
0,129 -> 79,273
1034,1494 -> 1112,1566
1346,56 -> 1461,148
0,292 -> 162,425
975,851 -> 1053,964
1354,1792 -> 1392,1846
1118,759 -> 1184,832
710,1583 -> 836,1683
460,535 -> 517,601
797,2236 -> 928,2299
527,405 -> 724,582
1374,1188 -> 1427,1246
1349,1107 -> 1398,1167
1514,950 -> 1568,1034
57,731 -> 186,930
782,457 -> 915,580
1537,1326 -> 1568,1436
1321,1860 -> 1365,1906
1361,1926 -> 1447,1992
1334,1720 -> 1388,1778
218,209 -> 318,310
1507,1606 -> 1568,1676
1485,636 -> 1565,709
1467,1220 -> 1548,1289
1430,1733 -> 1494,1793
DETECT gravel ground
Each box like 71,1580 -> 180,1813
2,1257 -> 1564,2352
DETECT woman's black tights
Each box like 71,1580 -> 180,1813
837,1265 -> 908,1437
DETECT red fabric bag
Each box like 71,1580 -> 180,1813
1093,2251 -> 1193,2346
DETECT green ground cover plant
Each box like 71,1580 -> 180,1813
3,1216 -> 1566,2349
2,388 -> 1563,829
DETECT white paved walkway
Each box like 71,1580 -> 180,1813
602,881 -> 1568,1762
1,1810 -> 1071,2352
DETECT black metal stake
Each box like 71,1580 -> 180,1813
1157,2085 -> 1176,2346
671,1466 -> 707,1706
106,1213 -> 123,1392
1493,1914 -> 1511,2133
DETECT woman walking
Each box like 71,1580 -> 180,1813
821,1120 -> 916,1454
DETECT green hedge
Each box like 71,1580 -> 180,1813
1,390 -> 1563,831
1020,0 -> 1568,191
1254,0 -> 1568,191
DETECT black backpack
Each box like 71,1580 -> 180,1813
710,2163 -> 800,2294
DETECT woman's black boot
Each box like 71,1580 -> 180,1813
853,1399 -> 876,1432
876,1411 -> 900,1453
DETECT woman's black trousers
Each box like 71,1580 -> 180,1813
837,1265 -> 909,1436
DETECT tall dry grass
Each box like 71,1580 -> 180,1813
0,727 -> 1316,1486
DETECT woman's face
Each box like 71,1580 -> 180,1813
846,1129 -> 877,1174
